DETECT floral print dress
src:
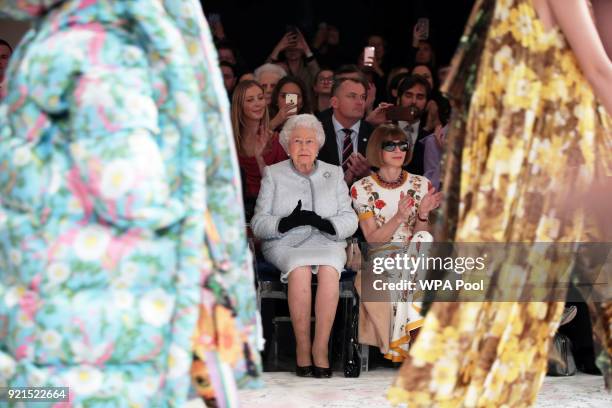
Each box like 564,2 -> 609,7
0,0 -> 261,407
389,0 -> 611,406
351,172 -> 431,361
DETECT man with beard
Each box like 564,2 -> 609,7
395,75 -> 431,176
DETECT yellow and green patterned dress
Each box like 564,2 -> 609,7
389,0 -> 611,406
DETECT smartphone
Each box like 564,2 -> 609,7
363,46 -> 375,67
417,18 -> 429,40
285,93 -> 298,113
386,106 -> 416,122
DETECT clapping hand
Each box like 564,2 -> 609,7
395,191 -> 413,222
419,186 -> 442,216
254,123 -> 271,157
347,153 -> 371,179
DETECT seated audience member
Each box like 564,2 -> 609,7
239,72 -> 255,82
0,39 -> 12,99
411,23 -> 437,68
251,114 -> 358,378
437,65 -> 451,87
358,67 -> 382,114
410,63 -> 444,132
268,27 -> 320,90
366,34 -> 391,78
363,75 -> 432,176
385,67 -> 409,100
422,124 -> 447,191
314,64 -> 377,119
414,39 -> 436,68
216,39 -> 247,74
208,12 -> 227,42
386,72 -> 411,103
254,63 -> 287,106
351,124 -> 441,362
312,68 -> 334,114
312,23 -> 346,69
316,76 -> 373,185
220,61 -> 237,97
396,75 -> 431,176
334,64 -> 367,81
231,80 -> 287,220
269,75 -> 312,131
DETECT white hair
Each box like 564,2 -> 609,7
279,114 -> 325,153
254,63 -> 287,81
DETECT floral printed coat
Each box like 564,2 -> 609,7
0,0 -> 261,406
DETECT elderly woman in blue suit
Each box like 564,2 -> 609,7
251,113 -> 358,378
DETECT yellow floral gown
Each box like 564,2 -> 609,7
389,0 -> 612,406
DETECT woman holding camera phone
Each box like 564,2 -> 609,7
268,75 -> 312,131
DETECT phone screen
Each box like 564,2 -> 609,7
285,93 -> 298,113
386,106 -> 415,122
363,46 -> 375,67
417,18 -> 429,40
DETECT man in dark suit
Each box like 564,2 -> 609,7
316,76 -> 373,185
395,75 -> 431,176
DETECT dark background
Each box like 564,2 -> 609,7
201,0 -> 475,71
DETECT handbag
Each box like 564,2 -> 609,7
547,332 -> 577,376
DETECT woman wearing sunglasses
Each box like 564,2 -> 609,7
350,124 -> 442,362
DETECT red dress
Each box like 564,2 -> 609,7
238,135 -> 288,201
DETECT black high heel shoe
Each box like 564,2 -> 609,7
312,365 -> 332,378
295,365 -> 313,377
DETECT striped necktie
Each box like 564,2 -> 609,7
341,128 -> 353,171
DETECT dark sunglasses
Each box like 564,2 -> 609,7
381,141 -> 410,152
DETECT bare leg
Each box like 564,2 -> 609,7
312,265 -> 340,368
288,266 -> 312,367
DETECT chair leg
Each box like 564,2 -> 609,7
360,344 -> 369,373
273,320 -> 279,370
340,296 -> 350,369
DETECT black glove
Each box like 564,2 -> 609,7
278,200 -> 304,233
301,210 -> 336,236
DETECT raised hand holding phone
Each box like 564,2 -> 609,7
363,46 -> 375,67
285,93 -> 298,114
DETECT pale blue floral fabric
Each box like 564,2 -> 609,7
0,0 -> 261,406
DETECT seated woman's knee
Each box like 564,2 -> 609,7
317,265 -> 340,283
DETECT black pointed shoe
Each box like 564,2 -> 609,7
312,366 -> 332,378
296,365 -> 313,377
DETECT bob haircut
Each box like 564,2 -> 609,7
366,124 -> 412,168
